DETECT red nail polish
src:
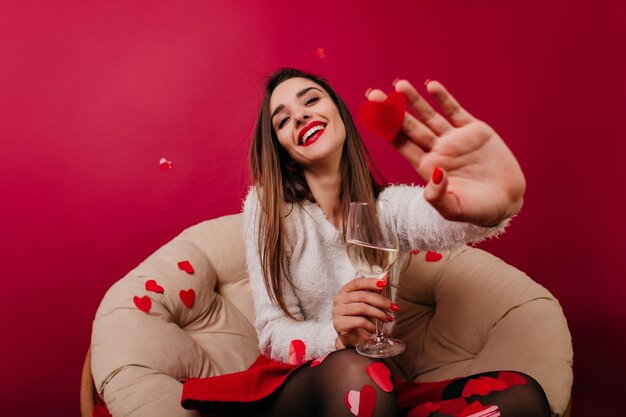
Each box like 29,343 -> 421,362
390,303 -> 400,312
376,280 -> 387,288
432,166 -> 443,185
424,79 -> 432,86
387,315 -> 394,322
365,88 -> 373,98
392,78 -> 400,87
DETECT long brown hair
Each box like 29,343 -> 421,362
249,68 -> 384,320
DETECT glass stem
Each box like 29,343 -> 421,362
374,272 -> 388,341
374,319 -> 385,342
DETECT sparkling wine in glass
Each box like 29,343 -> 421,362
346,201 -> 405,358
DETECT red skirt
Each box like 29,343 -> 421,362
181,354 -> 457,413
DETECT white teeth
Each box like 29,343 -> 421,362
302,124 -> 325,145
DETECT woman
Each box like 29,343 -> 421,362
182,68 -> 550,417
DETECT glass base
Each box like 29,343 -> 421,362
356,336 -> 406,358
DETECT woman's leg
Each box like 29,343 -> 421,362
213,348 -> 398,417
432,371 -> 551,417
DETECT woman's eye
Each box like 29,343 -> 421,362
306,97 -> 319,105
278,117 -> 289,129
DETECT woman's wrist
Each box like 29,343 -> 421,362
335,336 -> 346,350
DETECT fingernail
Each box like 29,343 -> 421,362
364,88 -> 373,98
392,78 -> 400,87
376,280 -> 387,288
387,315 -> 394,322
390,303 -> 400,312
432,166 -> 443,185
424,79 -> 432,86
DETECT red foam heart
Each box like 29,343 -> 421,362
159,157 -> 173,171
439,397 -> 468,415
497,371 -> 527,388
288,339 -> 307,365
411,249 -> 420,255
133,296 -> 151,313
178,260 -> 194,274
462,376 -> 508,398
459,401 -> 498,417
344,384 -> 377,417
179,289 -> 195,308
358,91 -> 406,141
425,250 -> 443,262
366,362 -> 393,392
145,279 -> 164,294
311,352 -> 330,368
407,401 -> 441,417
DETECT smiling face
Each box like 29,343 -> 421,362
269,77 -> 346,170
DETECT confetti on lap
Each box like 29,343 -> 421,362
345,384 -> 376,417
310,352 -> 330,368
288,339 -> 306,365
365,362 -> 393,393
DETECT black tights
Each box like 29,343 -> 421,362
203,349 -> 550,417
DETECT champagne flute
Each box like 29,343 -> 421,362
345,201 -> 405,358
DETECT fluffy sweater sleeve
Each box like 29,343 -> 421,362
378,184 -> 509,252
242,188 -> 337,363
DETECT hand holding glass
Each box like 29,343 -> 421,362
346,201 -> 405,358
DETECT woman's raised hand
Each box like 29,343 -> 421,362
332,277 -> 397,349
366,80 -> 526,227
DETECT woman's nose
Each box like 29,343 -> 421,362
294,112 -> 310,127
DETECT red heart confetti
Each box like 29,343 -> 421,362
411,249 -> 420,255
179,289 -> 195,308
439,397 -> 468,415
407,401 -> 441,417
497,371 -> 527,388
344,384 -> 377,417
288,339 -> 307,365
159,157 -> 173,171
133,296 -> 151,313
311,352 -> 330,368
425,250 -> 443,262
459,401 -> 499,417
462,376 -> 508,398
358,91 -> 406,142
314,47 -> 326,59
145,279 -> 164,294
366,362 -> 393,393
178,260 -> 194,274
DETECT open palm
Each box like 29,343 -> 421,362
366,80 -> 526,227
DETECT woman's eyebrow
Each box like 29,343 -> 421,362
271,87 -> 323,121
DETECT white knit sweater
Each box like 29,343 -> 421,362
242,185 -> 506,363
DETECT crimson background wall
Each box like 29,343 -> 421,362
1,1 -> 624,415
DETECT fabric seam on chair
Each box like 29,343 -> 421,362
98,364 -> 155,397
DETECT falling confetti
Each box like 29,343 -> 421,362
159,157 -> 173,171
